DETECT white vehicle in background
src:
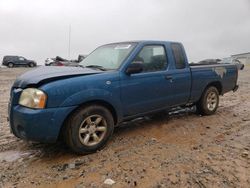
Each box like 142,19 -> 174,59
45,58 -> 55,66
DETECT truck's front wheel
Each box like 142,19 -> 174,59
64,105 -> 114,154
196,86 -> 219,115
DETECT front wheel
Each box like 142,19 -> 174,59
196,86 -> 219,115
64,105 -> 114,154
29,62 -> 35,67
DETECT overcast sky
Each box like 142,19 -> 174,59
0,0 -> 250,64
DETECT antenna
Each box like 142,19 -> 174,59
68,24 -> 71,59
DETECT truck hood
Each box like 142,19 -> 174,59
13,66 -> 102,88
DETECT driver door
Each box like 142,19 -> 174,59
120,45 -> 172,117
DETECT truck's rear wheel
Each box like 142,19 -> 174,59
64,105 -> 114,154
8,62 -> 14,68
196,86 -> 219,115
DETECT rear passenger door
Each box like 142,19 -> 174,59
18,57 -> 26,65
121,45 -> 173,116
167,43 -> 192,106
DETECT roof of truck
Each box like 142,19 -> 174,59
106,40 -> 180,45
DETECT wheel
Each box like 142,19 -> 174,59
196,86 -> 219,115
8,62 -> 14,68
29,62 -> 35,67
64,105 -> 114,154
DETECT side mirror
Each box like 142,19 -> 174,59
126,62 -> 143,75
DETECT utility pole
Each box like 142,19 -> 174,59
68,24 -> 71,59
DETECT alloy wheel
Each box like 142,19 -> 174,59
78,115 -> 107,146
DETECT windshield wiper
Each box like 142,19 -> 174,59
85,65 -> 108,71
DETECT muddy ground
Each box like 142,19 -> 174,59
0,66 -> 249,188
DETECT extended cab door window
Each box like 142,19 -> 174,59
171,44 -> 186,69
168,43 -> 192,106
132,45 -> 168,72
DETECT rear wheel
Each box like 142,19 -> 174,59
64,105 -> 114,154
8,62 -> 14,68
196,86 -> 219,115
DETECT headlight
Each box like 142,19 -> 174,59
19,88 -> 47,109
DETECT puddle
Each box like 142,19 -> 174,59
0,150 -> 32,162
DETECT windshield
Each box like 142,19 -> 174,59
79,43 -> 137,70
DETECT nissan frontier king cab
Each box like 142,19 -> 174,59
9,41 -> 239,154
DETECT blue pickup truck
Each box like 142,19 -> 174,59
9,41 -> 239,154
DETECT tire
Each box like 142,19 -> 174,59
196,86 -> 219,115
8,62 -> 14,68
64,105 -> 114,154
29,62 -> 35,67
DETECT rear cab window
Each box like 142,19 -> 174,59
171,43 -> 186,69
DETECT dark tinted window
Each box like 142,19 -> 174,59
171,44 -> 186,69
132,45 -> 168,73
3,56 -> 15,61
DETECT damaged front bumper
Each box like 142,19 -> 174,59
9,104 -> 76,143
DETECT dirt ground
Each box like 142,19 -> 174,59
0,66 -> 249,188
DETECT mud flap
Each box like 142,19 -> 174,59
233,85 -> 239,92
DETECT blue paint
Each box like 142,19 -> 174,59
9,41 -> 239,143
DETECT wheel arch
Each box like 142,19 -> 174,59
7,62 -> 14,66
206,81 -> 222,95
196,81 -> 220,115
58,100 -> 118,141
196,81 -> 222,104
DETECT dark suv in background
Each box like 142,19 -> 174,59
2,56 -> 37,68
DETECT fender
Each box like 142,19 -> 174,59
59,88 -> 123,122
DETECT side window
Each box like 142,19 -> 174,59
19,57 -> 25,61
171,44 -> 186,69
132,45 -> 167,73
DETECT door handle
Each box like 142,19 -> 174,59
165,75 -> 173,80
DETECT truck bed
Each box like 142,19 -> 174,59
189,63 -> 238,103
